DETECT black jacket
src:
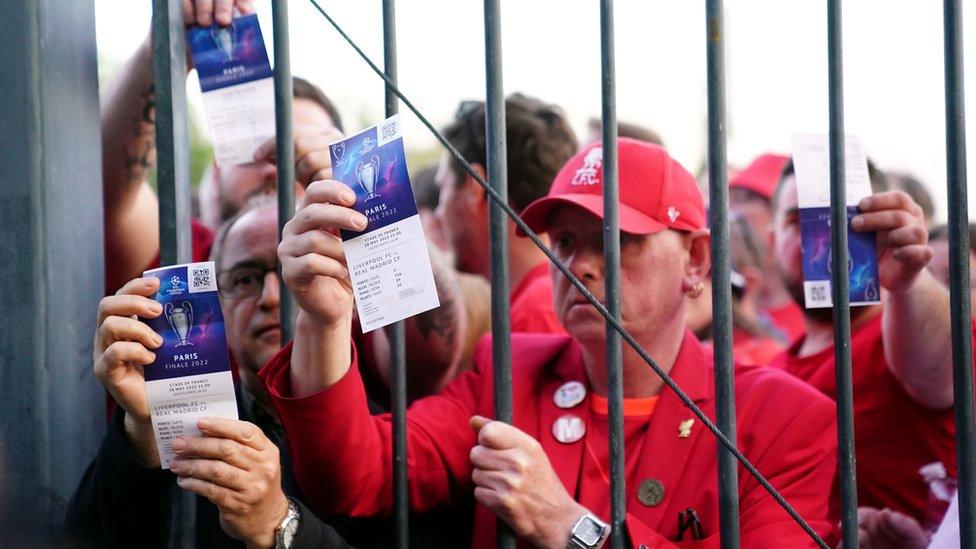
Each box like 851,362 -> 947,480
64,384 -> 473,548
63,386 -> 352,549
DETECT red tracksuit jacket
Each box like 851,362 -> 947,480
260,331 -> 837,548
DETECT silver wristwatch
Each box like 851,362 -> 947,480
567,513 -> 610,549
275,498 -> 301,549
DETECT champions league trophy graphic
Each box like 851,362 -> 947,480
211,23 -> 236,61
165,302 -> 195,347
355,154 -> 382,202
333,141 -> 346,164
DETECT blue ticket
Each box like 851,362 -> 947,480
142,261 -> 238,468
330,115 -> 440,332
187,13 -> 275,166
792,134 -> 881,308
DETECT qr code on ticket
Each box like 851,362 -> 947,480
804,281 -> 831,307
189,264 -> 217,293
377,116 -> 401,147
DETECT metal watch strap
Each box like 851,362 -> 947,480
567,513 -> 610,549
275,498 -> 301,549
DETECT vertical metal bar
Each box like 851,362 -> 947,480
0,0 -> 103,541
943,1 -> 976,546
483,1 -> 513,547
152,0 -> 192,267
381,1 -> 409,547
272,0 -> 296,343
826,1 -> 858,547
599,1 -> 625,547
705,1 -> 740,547
151,0 -> 194,546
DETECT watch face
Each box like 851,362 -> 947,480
281,519 -> 299,546
578,517 -> 603,545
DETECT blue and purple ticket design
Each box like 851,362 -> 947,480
792,134 -> 881,308
187,13 -> 275,166
142,261 -> 238,469
330,115 -> 440,332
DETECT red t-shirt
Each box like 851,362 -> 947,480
732,328 -> 785,367
509,263 -> 566,335
770,313 -> 957,523
765,301 -> 806,344
578,395 -> 658,518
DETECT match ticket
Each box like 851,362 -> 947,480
142,261 -> 238,469
188,13 -> 275,166
330,114 -> 440,332
792,133 -> 880,309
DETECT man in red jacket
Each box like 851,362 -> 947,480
768,161 -> 963,526
260,139 -> 838,547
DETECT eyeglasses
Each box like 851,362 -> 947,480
218,265 -> 278,300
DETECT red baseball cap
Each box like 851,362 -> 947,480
518,138 -> 706,236
728,153 -> 789,200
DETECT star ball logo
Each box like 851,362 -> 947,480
165,275 -> 187,296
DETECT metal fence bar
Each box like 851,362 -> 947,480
151,0 -> 195,546
273,0 -> 297,343
152,0 -> 192,267
303,5 -> 827,544
381,0 -> 409,546
705,1 -> 740,547
826,1 -> 859,547
598,1 -> 626,547
483,1 -> 515,547
943,1 -> 976,546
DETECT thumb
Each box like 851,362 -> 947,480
469,415 -> 492,433
253,136 -> 277,163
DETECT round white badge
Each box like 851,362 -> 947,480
552,414 -> 586,444
554,381 -> 587,409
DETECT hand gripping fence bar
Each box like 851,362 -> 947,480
305,1 -> 828,546
379,1 -> 410,547
482,1 -> 517,548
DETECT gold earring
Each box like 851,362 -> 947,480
688,282 -> 705,299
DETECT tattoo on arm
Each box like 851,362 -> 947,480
123,85 -> 157,183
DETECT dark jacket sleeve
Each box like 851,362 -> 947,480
291,499 -> 357,549
63,408 -> 174,548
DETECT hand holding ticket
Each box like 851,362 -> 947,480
188,13 -> 275,166
329,115 -> 440,331
140,261 -> 238,468
792,134 -> 881,309
279,114 -> 439,333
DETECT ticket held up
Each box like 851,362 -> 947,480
187,14 -> 275,166
792,133 -> 881,309
141,261 -> 238,469
330,115 -> 440,332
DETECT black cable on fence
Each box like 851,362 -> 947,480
304,1 -> 828,546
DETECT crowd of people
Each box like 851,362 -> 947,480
62,2 -> 975,548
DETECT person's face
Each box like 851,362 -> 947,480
434,154 -> 488,275
213,98 -> 336,222
929,238 -> 976,315
729,189 -> 773,243
547,205 -> 695,347
770,175 -> 806,306
218,206 -> 281,375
